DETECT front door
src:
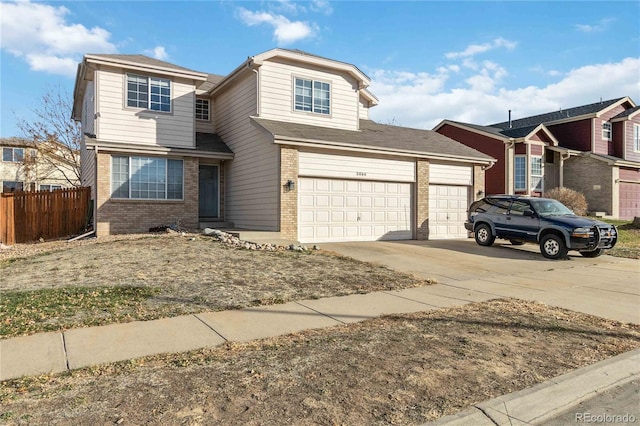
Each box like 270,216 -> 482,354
199,165 -> 219,218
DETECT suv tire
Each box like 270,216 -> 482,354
475,224 -> 495,246
540,234 -> 568,259
580,249 -> 604,258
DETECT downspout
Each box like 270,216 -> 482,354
559,151 -> 571,188
505,139 -> 515,194
251,66 -> 260,116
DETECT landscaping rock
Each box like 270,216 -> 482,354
201,229 -> 313,252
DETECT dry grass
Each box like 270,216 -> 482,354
0,233 -> 430,338
1,299 -> 639,425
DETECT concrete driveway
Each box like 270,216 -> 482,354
322,239 -> 640,324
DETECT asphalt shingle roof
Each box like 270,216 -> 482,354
490,98 -> 625,130
86,54 -> 205,75
195,133 -> 233,154
253,118 -> 494,162
612,106 -> 640,120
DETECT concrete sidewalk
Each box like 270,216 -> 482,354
0,283 -> 495,381
2,283 -> 639,426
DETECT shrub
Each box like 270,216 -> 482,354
544,187 -> 588,216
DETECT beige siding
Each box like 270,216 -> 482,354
358,96 -> 370,120
298,151 -> 415,182
95,67 -> 195,148
215,72 -> 279,230
82,81 -> 95,135
259,59 -> 360,131
80,142 -> 96,201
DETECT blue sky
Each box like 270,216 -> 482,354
1,0 -> 639,138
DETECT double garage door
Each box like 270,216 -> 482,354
296,152 -> 474,243
299,178 -> 412,243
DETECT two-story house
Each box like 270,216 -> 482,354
434,97 -> 640,219
72,49 -> 494,242
1,137 -> 79,192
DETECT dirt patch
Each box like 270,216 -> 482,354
0,233 -> 429,337
2,299 -> 639,425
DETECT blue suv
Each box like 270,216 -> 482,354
465,195 -> 617,259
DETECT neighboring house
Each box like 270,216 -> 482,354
72,49 -> 494,242
0,137 -> 79,192
434,97 -> 640,219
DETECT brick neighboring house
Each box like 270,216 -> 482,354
1,137 -> 80,192
72,49 -> 495,242
434,97 -> 640,219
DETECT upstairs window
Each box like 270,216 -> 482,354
2,147 -> 24,162
602,122 -> 612,140
634,124 -> 640,152
196,99 -> 210,121
40,184 -> 63,191
2,181 -> 23,192
294,78 -> 330,115
127,74 -> 171,112
514,155 -> 526,191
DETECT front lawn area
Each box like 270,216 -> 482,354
0,234 -> 430,338
598,218 -> 640,259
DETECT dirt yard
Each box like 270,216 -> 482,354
1,299 -> 639,425
1,233 -> 430,337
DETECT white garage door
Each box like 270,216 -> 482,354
299,178 -> 412,243
428,185 -> 469,239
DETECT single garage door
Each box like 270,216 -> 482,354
428,163 -> 473,239
428,185 -> 469,239
298,178 -> 412,243
619,182 -> 640,220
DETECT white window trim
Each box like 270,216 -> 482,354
292,75 -> 332,116
634,124 -> 640,152
602,121 -> 612,141
2,147 -> 24,162
195,98 -> 210,121
111,155 -> 184,201
514,155 -> 526,191
2,180 -> 24,192
530,156 -> 543,192
125,73 -> 172,114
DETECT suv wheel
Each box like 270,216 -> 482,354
580,249 -> 604,258
540,234 -> 568,259
475,224 -> 495,246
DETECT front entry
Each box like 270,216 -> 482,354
199,165 -> 219,218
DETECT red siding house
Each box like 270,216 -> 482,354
434,97 -> 640,219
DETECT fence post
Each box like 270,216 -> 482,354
1,193 -> 16,245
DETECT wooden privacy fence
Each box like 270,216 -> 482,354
0,187 -> 91,245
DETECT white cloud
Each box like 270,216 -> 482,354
445,37 -> 517,59
144,46 -> 169,61
369,57 -> 640,130
0,0 -> 116,77
574,17 -> 616,33
309,0 -> 333,15
237,7 -> 317,44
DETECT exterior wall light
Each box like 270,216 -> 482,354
285,179 -> 296,192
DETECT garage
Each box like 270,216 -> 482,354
428,163 -> 472,239
619,181 -> 640,220
297,151 -> 414,243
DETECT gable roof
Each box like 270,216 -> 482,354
611,105 -> 640,121
84,54 -> 205,75
490,97 -> 634,130
252,118 -> 494,164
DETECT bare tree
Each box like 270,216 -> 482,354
16,86 -> 81,187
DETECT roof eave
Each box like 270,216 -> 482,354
273,135 -> 494,165
83,55 -> 208,80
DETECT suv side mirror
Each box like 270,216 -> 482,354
524,209 -> 535,217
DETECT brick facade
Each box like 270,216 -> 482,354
95,153 -> 199,235
564,156 -> 614,216
415,159 -> 429,240
279,146 -> 299,240
473,165 -> 485,201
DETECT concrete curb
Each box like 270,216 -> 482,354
429,348 -> 640,425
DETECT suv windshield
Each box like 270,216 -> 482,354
530,199 -> 574,217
